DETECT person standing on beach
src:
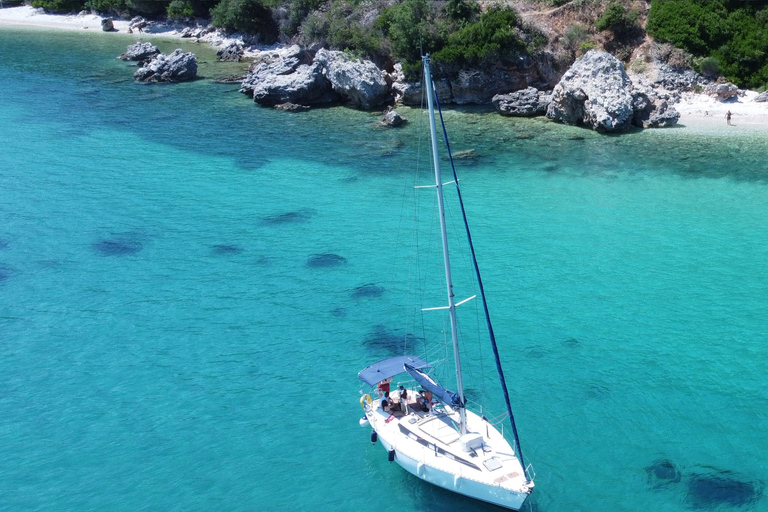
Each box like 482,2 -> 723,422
726,110 -> 732,125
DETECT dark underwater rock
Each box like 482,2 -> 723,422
645,459 -> 681,489
306,253 -> 347,268
211,244 -> 243,255
0,266 -> 10,283
363,324 -> 421,354
92,236 -> 143,256
261,209 -> 315,225
686,470 -> 762,508
563,337 -> 580,348
351,283 -> 384,299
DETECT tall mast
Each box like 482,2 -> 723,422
423,55 -> 466,435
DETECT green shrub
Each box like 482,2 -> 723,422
630,57 -> 647,74
377,0 -> 443,68
83,0 -> 126,13
696,56 -> 721,78
210,0 -> 278,41
125,0 -> 169,17
578,41 -> 597,54
444,0 -> 479,25
167,0 -> 193,19
647,0 -> 768,87
31,0 -> 85,13
595,1 -> 638,33
563,23 -> 588,51
433,6 -> 525,66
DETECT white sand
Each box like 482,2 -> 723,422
0,5 -> 182,37
672,90 -> 768,131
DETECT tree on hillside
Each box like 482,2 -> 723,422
647,0 -> 768,87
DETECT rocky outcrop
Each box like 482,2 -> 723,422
240,45 -> 393,109
240,46 -> 338,106
547,50 -> 635,132
180,25 -> 216,39
313,49 -> 389,109
134,49 -> 197,83
389,54 -> 559,106
390,64 -> 452,105
217,41 -> 244,62
756,91 -> 768,103
492,87 -> 551,116
632,92 -> 680,128
379,108 -> 407,127
713,83 -> 739,101
275,102 -> 309,112
129,16 -> 147,31
651,64 -> 702,92
101,17 -> 114,31
119,42 -> 160,62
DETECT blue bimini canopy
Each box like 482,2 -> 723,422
358,355 -> 431,386
404,363 -> 464,409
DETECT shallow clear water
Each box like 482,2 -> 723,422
1,28 -> 767,511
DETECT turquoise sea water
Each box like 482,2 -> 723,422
1,28 -> 767,511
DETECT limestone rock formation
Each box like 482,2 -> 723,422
713,83 -> 739,102
129,16 -> 147,31
119,42 -> 160,62
275,102 -> 310,112
390,54 -> 558,106
217,42 -> 244,62
492,87 -> 551,116
101,18 -> 114,31
755,91 -> 768,102
546,50 -> 635,132
240,46 -> 338,106
379,108 -> 407,127
390,64 -> 451,106
134,49 -> 197,83
313,49 -> 389,109
632,92 -> 680,128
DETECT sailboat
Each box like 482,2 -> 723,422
357,56 -> 535,510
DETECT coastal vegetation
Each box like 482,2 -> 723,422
646,0 -> 768,88
21,0 -> 768,89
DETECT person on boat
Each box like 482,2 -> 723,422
381,392 -> 392,413
416,390 -> 430,412
377,377 -> 391,397
398,385 -> 408,401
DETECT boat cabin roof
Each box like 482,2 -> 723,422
358,355 -> 431,386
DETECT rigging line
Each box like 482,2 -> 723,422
432,83 -> 530,482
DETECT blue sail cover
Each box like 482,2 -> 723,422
358,356 -> 431,386
404,364 -> 464,408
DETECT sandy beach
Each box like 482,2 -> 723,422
3,4 -> 768,130
0,5 -> 183,36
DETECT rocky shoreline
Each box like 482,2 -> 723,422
4,5 -> 767,133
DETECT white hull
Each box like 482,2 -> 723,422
365,395 -> 532,510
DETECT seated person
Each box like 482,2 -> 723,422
380,392 -> 392,413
